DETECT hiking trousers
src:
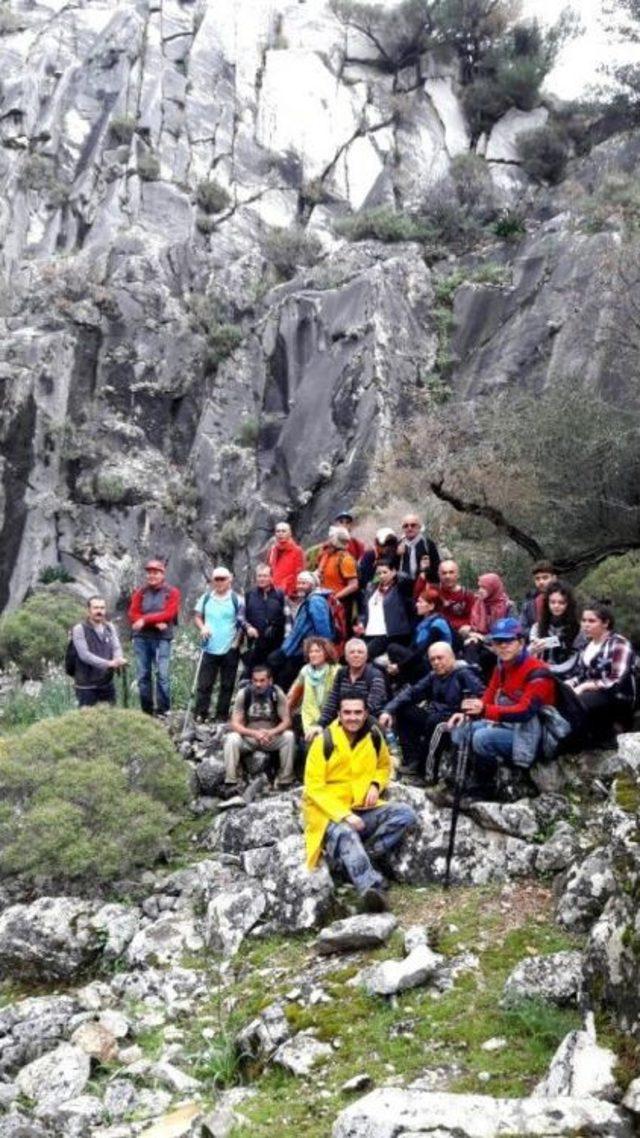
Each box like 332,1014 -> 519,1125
324,803 -> 416,894
223,730 -> 295,786
194,648 -> 239,721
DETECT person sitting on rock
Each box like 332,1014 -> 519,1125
222,663 -> 295,793
269,571 -> 335,689
267,521 -> 306,599
518,560 -> 557,637
528,580 -> 582,675
354,557 -> 414,661
380,642 -> 483,781
287,636 -> 340,743
307,638 -> 388,736
437,559 -> 474,641
385,586 -> 453,688
303,693 -> 417,912
461,572 -> 513,680
448,617 -> 556,800
565,601 -> 635,744
242,563 -> 291,678
398,513 -> 440,584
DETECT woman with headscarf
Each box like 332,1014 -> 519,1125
462,572 -> 513,679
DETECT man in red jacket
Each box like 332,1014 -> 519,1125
128,559 -> 181,715
267,522 -> 306,598
449,617 -> 555,798
437,560 -> 474,634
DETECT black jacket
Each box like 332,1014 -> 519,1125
245,586 -> 286,646
400,535 -> 440,584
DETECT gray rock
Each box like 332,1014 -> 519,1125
332,1088 -> 635,1137
622,1076 -> 640,1113
150,1059 -> 200,1093
125,914 -> 204,967
241,833 -> 334,934
582,895 -> 640,1038
103,1081 -> 139,1120
195,758 -> 226,796
273,1032 -> 332,1077
204,881 -> 266,957
535,822 -> 581,874
616,732 -> 640,774
502,950 -> 583,1008
16,1042 -> 90,1108
70,1021 -> 119,1063
316,914 -> 397,955
0,994 -> 80,1074
0,1114 -> 48,1138
403,925 -> 431,954
555,847 -> 617,932
98,1010 -> 130,1039
36,1094 -> 104,1137
204,798 -> 301,855
0,898 -> 103,981
533,1021 -> 620,1101
465,800 -> 539,841
89,904 -> 140,961
357,944 -> 443,997
236,1003 -> 291,1062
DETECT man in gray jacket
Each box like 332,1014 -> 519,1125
72,596 -> 127,707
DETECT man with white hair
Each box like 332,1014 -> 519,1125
269,571 -> 335,688
379,642 -> 483,779
317,524 -> 359,632
399,513 -> 440,584
308,638 -> 388,734
193,566 -> 246,722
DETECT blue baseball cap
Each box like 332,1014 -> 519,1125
487,617 -> 524,641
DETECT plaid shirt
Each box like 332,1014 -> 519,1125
573,633 -> 634,691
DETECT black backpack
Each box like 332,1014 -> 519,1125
64,634 -> 78,677
528,668 -> 587,734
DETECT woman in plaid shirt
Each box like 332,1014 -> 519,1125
566,601 -> 635,742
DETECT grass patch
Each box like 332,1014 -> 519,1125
226,882 -> 584,1138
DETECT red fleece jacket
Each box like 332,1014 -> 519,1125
128,585 -> 181,628
483,652 -> 555,724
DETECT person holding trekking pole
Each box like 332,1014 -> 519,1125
193,566 -> 246,723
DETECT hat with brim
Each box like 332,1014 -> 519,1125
145,559 -> 165,571
487,617 -> 524,641
335,509 -> 354,522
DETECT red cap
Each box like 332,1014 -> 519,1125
145,559 -> 165,571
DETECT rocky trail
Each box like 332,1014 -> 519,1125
0,721 -> 638,1137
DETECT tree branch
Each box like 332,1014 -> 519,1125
429,480 -> 546,560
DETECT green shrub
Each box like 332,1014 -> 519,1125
236,417 -> 260,447
449,153 -> 499,225
18,156 -> 69,207
0,708 -> 188,887
196,179 -> 231,214
109,114 -> 137,145
0,667 -> 79,732
517,125 -> 569,185
336,207 -> 434,244
38,566 -> 75,585
138,151 -> 160,182
579,553 -> 640,647
206,323 -> 244,368
493,209 -> 526,240
581,173 -> 640,235
0,588 -> 85,679
262,226 -> 322,280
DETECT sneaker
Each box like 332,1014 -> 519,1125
361,887 -> 389,914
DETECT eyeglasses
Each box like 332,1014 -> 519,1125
212,576 -> 229,582
402,522 -> 419,529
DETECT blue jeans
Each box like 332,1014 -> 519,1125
470,721 -> 515,767
133,637 -> 172,714
325,803 -> 416,894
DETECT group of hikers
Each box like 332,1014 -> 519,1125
69,509 -> 637,913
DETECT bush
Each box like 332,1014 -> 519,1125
109,114 -> 136,145
449,153 -> 498,225
0,708 -> 189,887
517,125 -> 569,185
39,566 -> 75,585
0,588 -> 84,679
579,554 -> 640,647
336,207 -> 434,244
0,665 -> 76,731
493,208 -> 526,240
138,151 -> 160,182
196,179 -> 231,214
262,226 -> 322,280
206,323 -> 244,369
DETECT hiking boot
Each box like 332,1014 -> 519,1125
218,782 -> 244,801
425,781 -> 454,808
361,887 -> 389,914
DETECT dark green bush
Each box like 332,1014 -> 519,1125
38,566 -> 75,585
579,554 -> 640,647
336,207 -> 435,244
109,115 -> 136,145
493,208 -> 526,240
0,708 -> 188,886
196,179 -> 231,214
262,226 -> 322,280
517,125 -> 569,185
0,588 -> 84,678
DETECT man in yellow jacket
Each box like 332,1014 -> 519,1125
303,694 -> 416,912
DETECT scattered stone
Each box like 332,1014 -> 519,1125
332,1088 -> 634,1137
70,1021 -> 119,1063
555,848 -> 616,932
341,1073 -> 373,1093
466,800 -> 539,840
150,1059 -> 200,1093
236,1002 -> 291,1061
535,822 -> 581,874
0,994 -> 80,1075
200,1088 -> 255,1138
241,834 -> 334,934
89,904 -> 141,961
137,1104 -> 203,1138
195,757 -> 226,796
99,1010 -> 130,1039
16,1042 -> 91,1108
502,950 -> 583,1007
534,1020 -> 620,1101
316,913 -> 397,954
273,1031 -> 333,1077
0,899 -> 105,981
204,881 -> 267,957
481,1037 -> 507,1052
103,1081 -> 139,1120
622,1077 -> 640,1113
358,945 -> 443,997
37,1094 -> 104,1136
403,925 -> 430,954
126,915 -> 204,967
119,1045 -> 144,1065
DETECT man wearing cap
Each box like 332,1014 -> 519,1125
334,509 -> 366,562
128,559 -> 181,715
448,617 -> 556,798
193,567 -> 246,722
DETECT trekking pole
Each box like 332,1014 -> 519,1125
120,663 -> 129,709
444,714 -> 473,890
181,648 -> 206,740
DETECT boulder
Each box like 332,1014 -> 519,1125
137,1104 -> 203,1137
15,1042 -> 91,1108
533,1022 -> 620,1101
0,994 -> 80,1074
203,797 -> 301,854
273,1032 -> 332,1077
204,880 -> 267,957
582,895 -> 640,1037
357,945 -> 443,997
194,757 -> 226,796
0,898 -> 104,981
125,915 -> 204,967
36,1094 -> 105,1137
70,1021 -> 119,1064
535,822 -> 581,874
316,914 -> 397,955
236,1003 -> 291,1062
241,833 -> 334,933
332,1088 -> 634,1137
555,848 -> 617,932
502,950 -> 583,1008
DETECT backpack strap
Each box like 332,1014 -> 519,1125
323,722 -> 382,760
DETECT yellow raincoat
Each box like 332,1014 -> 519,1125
302,723 -> 391,869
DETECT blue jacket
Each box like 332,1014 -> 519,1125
385,664 -> 484,716
415,614 -> 452,651
282,590 -> 333,657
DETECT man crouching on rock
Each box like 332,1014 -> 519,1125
303,694 -> 416,913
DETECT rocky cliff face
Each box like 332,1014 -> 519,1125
0,0 -> 636,609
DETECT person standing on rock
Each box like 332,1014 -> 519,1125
303,694 -> 416,912
398,513 -> 440,585
269,571 -> 335,689
193,566 -> 246,723
267,522 -> 306,599
72,596 -> 127,707
242,563 -> 291,678
128,559 -> 181,715
222,663 -> 295,793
